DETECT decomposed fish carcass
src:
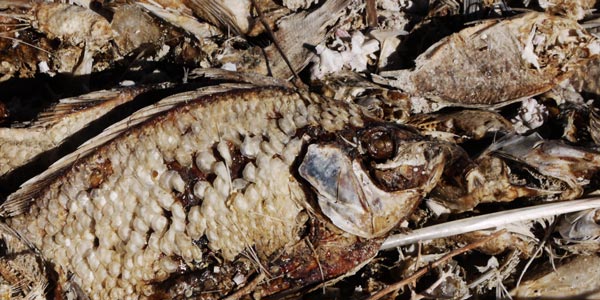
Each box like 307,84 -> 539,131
0,86 -> 448,299
489,134 -> 600,199
429,132 -> 600,212
0,2 -> 113,76
376,12 -> 600,109
0,1 -> 198,79
430,153 -> 557,213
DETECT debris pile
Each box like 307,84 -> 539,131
0,0 -> 599,299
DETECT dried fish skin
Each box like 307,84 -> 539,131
182,0 -> 252,35
378,12 -> 599,107
408,109 -> 514,143
557,208 -> 600,242
111,5 -> 162,56
32,3 -> 112,50
0,86 -> 443,299
571,56 -> 600,95
539,0 -> 597,20
431,155 -> 557,212
555,209 -> 600,253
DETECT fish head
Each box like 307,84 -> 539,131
299,123 -> 447,238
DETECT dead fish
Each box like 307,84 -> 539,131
0,86 -> 155,177
538,0 -> 597,20
0,1 -> 195,79
430,134 -> 598,213
0,85 -> 448,299
425,131 -> 600,212
0,2 -> 113,76
375,12 -> 599,109
429,152 -> 557,213
490,133 -> 600,199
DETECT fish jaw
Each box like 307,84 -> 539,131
299,125 -> 447,238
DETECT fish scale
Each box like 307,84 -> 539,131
6,87 -> 311,298
0,89 -> 362,299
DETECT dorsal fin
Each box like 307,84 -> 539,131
31,89 -> 124,128
0,84 -> 257,217
189,68 -> 292,88
486,132 -> 544,158
136,1 -> 220,39
0,87 -> 153,177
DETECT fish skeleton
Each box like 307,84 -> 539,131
0,85 -> 447,299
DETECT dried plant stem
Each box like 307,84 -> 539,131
515,219 -> 557,288
222,272 -> 266,300
381,197 -> 600,250
365,0 -> 378,27
0,35 -> 51,55
250,0 -> 302,86
367,230 -> 507,300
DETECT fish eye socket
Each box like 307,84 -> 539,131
362,128 -> 395,160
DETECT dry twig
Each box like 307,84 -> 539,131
222,272 -> 266,300
366,0 -> 378,27
250,0 -> 303,87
